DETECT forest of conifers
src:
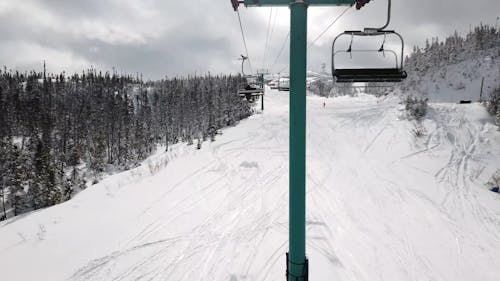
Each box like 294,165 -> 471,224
0,69 -> 251,219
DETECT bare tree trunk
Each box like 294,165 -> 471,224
1,179 -> 7,220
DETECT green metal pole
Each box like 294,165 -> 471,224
289,1 -> 307,279
234,2 -> 356,279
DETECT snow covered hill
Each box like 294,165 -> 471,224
1,90 -> 500,281
403,56 -> 499,102
402,25 -> 499,103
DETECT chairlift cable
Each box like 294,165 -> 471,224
262,8 -> 274,73
266,8 -> 279,71
308,5 -> 353,48
277,63 -> 288,74
236,10 -> 253,74
275,6 -> 351,75
270,32 -> 290,72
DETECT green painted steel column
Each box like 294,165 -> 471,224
289,0 -> 308,279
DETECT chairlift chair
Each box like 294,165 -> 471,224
237,75 -> 263,99
236,54 -> 264,97
332,0 -> 407,83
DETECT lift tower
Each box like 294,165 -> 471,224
231,1 -> 370,280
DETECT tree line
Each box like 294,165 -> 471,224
404,23 -> 499,75
0,67 -> 251,220
402,23 -> 499,123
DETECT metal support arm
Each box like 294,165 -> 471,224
233,0 -> 359,10
364,0 -> 391,31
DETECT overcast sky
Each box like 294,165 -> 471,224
0,0 -> 498,80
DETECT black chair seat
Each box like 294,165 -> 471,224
334,68 -> 407,83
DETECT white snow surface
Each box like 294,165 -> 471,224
1,90 -> 500,281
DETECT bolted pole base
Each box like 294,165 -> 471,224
286,252 -> 309,281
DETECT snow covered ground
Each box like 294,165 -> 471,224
1,89 -> 500,281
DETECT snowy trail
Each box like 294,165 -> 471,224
1,90 -> 500,281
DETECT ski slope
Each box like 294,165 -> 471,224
1,90 -> 500,281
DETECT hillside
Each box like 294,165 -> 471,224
402,24 -> 500,102
0,90 -> 499,281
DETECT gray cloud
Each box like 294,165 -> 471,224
0,0 -> 498,79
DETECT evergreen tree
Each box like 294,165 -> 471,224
0,67 -> 250,217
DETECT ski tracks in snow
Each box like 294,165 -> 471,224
70,95 -> 291,281
2,92 -> 499,281
432,105 -> 500,240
